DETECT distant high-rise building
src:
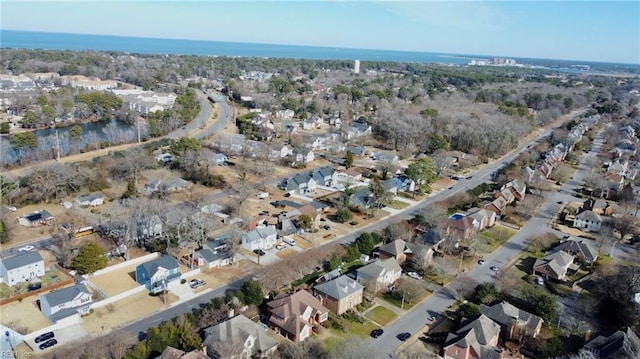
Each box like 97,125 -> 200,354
354,59 -> 360,74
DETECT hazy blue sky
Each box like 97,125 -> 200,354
2,1 -> 639,64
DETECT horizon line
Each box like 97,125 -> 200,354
2,29 -> 639,66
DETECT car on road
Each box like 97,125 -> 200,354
478,259 -> 486,265
18,245 -> 35,252
35,331 -> 54,343
406,272 -> 422,280
39,339 -> 57,350
397,332 -> 411,341
323,224 -> 331,230
253,249 -> 266,256
557,201 -> 563,204
189,279 -> 206,289
5,205 -> 16,212
447,186 -> 454,190
490,266 -> 500,272
371,328 -> 384,338
275,243 -> 286,250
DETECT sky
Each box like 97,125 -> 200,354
1,0 -> 639,64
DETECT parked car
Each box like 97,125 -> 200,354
39,339 -> 57,350
478,259 -> 486,265
189,279 -> 206,289
490,266 -> 500,272
371,328 -> 384,338
397,332 -> 411,341
5,205 -> 16,212
323,224 -> 331,230
253,249 -> 266,256
276,243 -> 286,250
34,331 -> 54,343
536,277 -> 544,286
406,272 -> 422,280
18,245 -> 35,252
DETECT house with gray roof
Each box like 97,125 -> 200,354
313,275 -> 364,315
555,238 -> 598,264
75,192 -> 104,207
574,210 -> 602,233
40,283 -> 92,323
533,250 -> 579,280
480,301 -> 543,340
0,251 -> 45,285
378,239 -> 416,265
504,179 -> 526,201
579,328 -> 640,359
279,173 -> 316,194
241,225 -> 277,251
348,188 -> 373,209
135,255 -> 181,293
443,314 -> 502,359
467,207 -> 496,231
18,210 -> 54,228
356,258 -> 402,292
203,314 -> 279,359
311,166 -> 337,187
144,177 -> 192,194
194,236 -> 234,269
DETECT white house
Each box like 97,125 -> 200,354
355,258 -> 402,292
280,173 -> 317,194
292,149 -> 315,164
271,145 -> 292,159
203,315 -> 279,359
39,283 -> 92,323
573,210 -> 602,233
242,225 -> 277,251
0,251 -> 45,285
194,236 -> 234,268
75,193 -> 104,207
211,153 -> 228,165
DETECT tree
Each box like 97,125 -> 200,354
298,214 -> 314,231
369,177 -> 393,216
170,136 -> 201,155
69,124 -> 83,142
0,122 -> 9,134
122,179 -> 138,199
354,232 -> 380,255
71,242 -> 108,275
396,278 -> 422,306
239,280 -> 264,306
334,208 -> 353,223
10,132 -> 39,162
446,275 -> 478,301
426,134 -> 450,154
20,110 -> 39,128
379,222 -> 413,244
344,150 -> 354,169
406,158 -> 437,194
614,214 -> 638,242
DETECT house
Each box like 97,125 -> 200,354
279,173 -> 316,194
579,328 -> 640,359
582,199 -> 613,216
266,289 -> 329,343
39,283 -> 92,322
292,148 -> 315,164
158,346 -> 208,359
378,239 -> 415,265
241,225 -> 277,251
555,238 -> 598,264
356,258 -> 402,292
270,144 -> 292,159
337,167 -> 364,184
194,237 -> 234,269
480,301 -> 543,340
275,109 -> 295,120
504,179 -> 526,201
135,255 -> 181,293
144,177 -> 192,194
0,251 -> 45,285
443,314 -> 503,359
373,151 -> 399,164
156,153 -> 174,164
313,275 -> 364,315
495,188 -> 515,204
481,197 -> 508,216
604,173 -> 625,198
348,188 -> 373,209
311,166 -> 337,187
75,193 -> 104,207
446,215 -> 478,241
383,175 -> 415,194
212,153 -> 228,165
203,314 -> 279,359
607,159 -> 628,177
466,208 -> 496,231
533,250 -> 578,280
574,210 -> 602,233
346,146 -> 366,158
18,210 -> 54,228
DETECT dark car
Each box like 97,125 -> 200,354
39,339 -> 57,350
35,331 -> 54,343
323,224 -> 331,230
397,332 -> 411,341
371,328 -> 384,338
253,249 -> 266,256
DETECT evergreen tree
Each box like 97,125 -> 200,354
70,242 -> 108,275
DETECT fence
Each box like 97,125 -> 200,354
0,277 -> 75,306
89,252 -> 159,277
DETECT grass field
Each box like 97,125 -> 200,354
365,306 -> 397,326
387,200 -> 410,210
478,224 -> 517,252
382,289 -> 432,310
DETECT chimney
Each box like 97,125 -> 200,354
585,329 -> 592,343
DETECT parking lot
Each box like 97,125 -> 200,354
239,241 -> 304,265
27,323 -> 88,353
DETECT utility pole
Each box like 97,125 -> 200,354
137,116 -> 141,144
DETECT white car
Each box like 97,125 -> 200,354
18,245 -> 35,252
5,205 -> 17,212
406,272 -> 423,280
276,243 -> 286,250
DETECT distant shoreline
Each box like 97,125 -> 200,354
2,29 -> 638,72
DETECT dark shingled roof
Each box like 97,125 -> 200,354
1,251 -> 43,270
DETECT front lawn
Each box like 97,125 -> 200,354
365,306 -> 398,326
382,288 -> 432,310
327,313 -> 379,338
478,224 -> 517,252
387,200 -> 410,210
